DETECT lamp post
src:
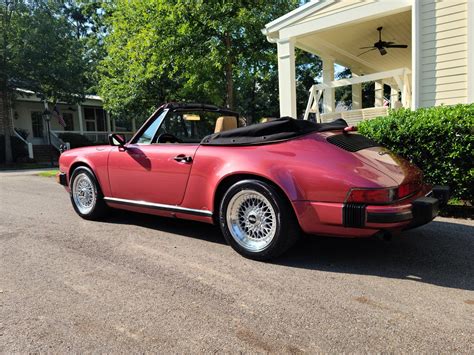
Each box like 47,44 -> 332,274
42,109 -> 54,167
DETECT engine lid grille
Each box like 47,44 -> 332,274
327,133 -> 381,152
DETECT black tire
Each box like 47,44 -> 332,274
69,166 -> 108,220
219,179 -> 299,261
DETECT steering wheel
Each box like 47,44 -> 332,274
156,132 -> 183,144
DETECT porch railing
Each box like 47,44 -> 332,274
304,67 -> 411,123
13,129 -> 34,159
50,131 -> 70,152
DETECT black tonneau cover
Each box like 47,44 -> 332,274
201,117 -> 348,146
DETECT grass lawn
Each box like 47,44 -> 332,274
38,170 -> 59,177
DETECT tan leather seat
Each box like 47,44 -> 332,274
214,116 -> 237,133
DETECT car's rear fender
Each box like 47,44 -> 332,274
180,145 -> 302,216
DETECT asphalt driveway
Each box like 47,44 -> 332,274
1,172 -> 473,352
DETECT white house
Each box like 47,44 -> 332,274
263,0 -> 473,123
11,89 -> 136,160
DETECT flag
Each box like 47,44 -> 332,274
383,97 -> 390,107
53,106 -> 66,128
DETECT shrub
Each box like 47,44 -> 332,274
358,104 -> 474,202
58,132 -> 102,148
0,135 -> 29,163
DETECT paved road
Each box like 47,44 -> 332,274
1,173 -> 473,352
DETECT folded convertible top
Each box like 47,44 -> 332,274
201,117 -> 348,146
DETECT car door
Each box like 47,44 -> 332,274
107,109 -> 198,206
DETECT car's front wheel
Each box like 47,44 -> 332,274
219,180 -> 299,260
70,167 -> 108,220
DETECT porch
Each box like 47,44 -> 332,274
12,90 -> 136,160
263,0 -> 413,122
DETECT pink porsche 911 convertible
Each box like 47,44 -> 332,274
57,103 -> 449,260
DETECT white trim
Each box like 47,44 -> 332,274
467,0 -> 474,103
104,197 -> 213,217
279,0 -> 412,39
263,0 -> 334,37
412,0 -> 420,109
312,68 -> 411,90
15,88 -> 102,102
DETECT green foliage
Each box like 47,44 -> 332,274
358,104 -> 474,202
0,135 -> 28,163
58,132 -> 99,148
38,169 -> 59,177
98,0 -> 317,123
3,1 -> 89,103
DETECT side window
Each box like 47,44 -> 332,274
136,111 -> 166,144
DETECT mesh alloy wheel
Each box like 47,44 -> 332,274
226,190 -> 277,252
72,172 -> 97,215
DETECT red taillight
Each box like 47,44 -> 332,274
346,188 -> 396,204
397,182 -> 420,199
347,182 -> 421,204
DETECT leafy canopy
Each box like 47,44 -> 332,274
99,0 -> 318,123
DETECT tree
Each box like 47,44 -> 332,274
0,1 -> 89,162
98,0 -> 318,123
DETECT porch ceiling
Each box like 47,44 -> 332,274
296,10 -> 411,75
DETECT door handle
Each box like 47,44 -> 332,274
173,154 -> 193,163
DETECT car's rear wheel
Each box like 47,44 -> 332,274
219,180 -> 299,260
70,167 -> 108,220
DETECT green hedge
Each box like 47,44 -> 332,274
0,135 -> 29,163
358,104 -> 474,202
58,132 -> 103,148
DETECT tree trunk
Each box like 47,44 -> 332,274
1,1 -> 13,163
224,33 -> 234,110
0,90 -> 13,163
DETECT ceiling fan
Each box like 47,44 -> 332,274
358,26 -> 408,57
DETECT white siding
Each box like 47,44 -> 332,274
419,0 -> 469,107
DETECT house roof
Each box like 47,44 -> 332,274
15,88 -> 103,102
262,0 -> 333,37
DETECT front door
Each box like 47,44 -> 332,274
31,111 -> 45,144
107,107 -> 233,206
108,143 -> 198,205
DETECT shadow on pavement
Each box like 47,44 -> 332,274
278,220 -> 474,291
103,211 -> 474,291
103,210 -> 226,245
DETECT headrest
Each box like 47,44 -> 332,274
214,116 -> 237,133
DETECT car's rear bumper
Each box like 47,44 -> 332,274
293,185 -> 449,237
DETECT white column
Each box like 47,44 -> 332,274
77,104 -> 84,134
106,111 -> 111,132
351,72 -> 362,110
374,80 -> 384,107
322,57 -> 335,113
277,38 -> 297,118
390,87 -> 399,108
412,0 -> 420,109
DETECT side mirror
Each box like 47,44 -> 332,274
108,133 -> 127,148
